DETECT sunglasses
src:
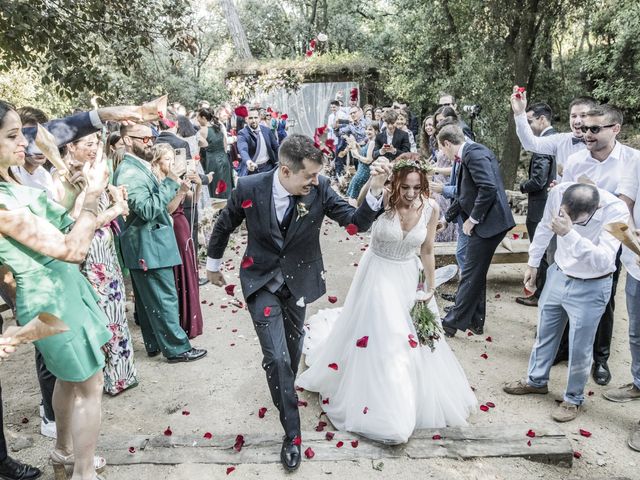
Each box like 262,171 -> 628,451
439,103 -> 452,107
579,124 -> 616,134
129,135 -> 153,144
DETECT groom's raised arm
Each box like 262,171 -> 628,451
207,186 -> 246,270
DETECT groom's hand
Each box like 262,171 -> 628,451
369,157 -> 391,197
207,270 -> 226,287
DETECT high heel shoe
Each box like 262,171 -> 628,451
50,450 -> 106,480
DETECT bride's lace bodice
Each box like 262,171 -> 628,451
370,201 -> 433,261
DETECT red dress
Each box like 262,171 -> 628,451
172,203 -> 204,338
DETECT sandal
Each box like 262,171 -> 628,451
50,450 -> 106,480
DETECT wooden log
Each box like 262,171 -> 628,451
97,423 -> 572,467
435,239 -> 530,267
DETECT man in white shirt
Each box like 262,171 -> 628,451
560,105 -> 640,385
606,160 -> 640,450
504,183 -> 628,422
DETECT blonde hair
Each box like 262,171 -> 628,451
150,143 -> 174,179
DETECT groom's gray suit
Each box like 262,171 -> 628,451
208,169 -> 379,439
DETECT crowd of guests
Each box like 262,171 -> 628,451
0,82 -> 639,479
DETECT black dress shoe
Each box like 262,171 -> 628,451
443,305 -> 454,314
147,350 -> 161,358
515,296 -> 538,307
593,362 -> 612,386
441,293 -> 456,302
280,437 -> 301,471
0,456 -> 42,480
198,277 -> 209,286
441,319 -> 457,338
469,325 -> 484,335
167,347 -> 207,363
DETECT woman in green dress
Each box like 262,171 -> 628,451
197,108 -> 232,199
0,100 -> 117,480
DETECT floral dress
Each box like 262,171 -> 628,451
81,192 -> 138,395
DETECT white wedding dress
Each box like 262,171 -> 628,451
296,201 -> 477,444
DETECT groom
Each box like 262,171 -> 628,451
207,134 -> 389,471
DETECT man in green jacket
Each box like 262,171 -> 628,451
114,123 -> 206,363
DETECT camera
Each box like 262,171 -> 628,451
462,104 -> 482,117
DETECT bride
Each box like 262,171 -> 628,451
296,159 -> 477,444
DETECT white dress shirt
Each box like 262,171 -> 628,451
514,112 -> 585,170
252,128 -> 270,165
10,165 -> 56,199
616,159 -> 640,281
562,142 -> 640,194
206,170 -> 383,271
528,182 -> 628,278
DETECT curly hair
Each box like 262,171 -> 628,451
386,163 -> 430,214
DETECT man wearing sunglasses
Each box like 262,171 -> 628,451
560,105 -> 640,386
114,123 -> 207,364
504,183 -> 628,422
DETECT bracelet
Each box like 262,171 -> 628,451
82,206 -> 99,216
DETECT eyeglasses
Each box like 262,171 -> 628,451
560,207 -> 597,226
579,124 -> 616,134
439,103 -> 452,107
128,135 -> 153,144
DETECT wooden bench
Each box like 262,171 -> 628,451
435,239 -> 530,267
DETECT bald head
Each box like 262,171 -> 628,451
561,183 -> 599,222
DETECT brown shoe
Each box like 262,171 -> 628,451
552,401 -> 580,422
503,379 -> 548,395
515,296 -> 538,307
604,383 -> 640,403
629,422 -> 640,451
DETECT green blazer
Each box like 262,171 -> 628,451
113,153 -> 182,270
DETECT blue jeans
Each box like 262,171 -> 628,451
625,273 -> 640,389
455,222 -> 469,274
527,264 -> 612,405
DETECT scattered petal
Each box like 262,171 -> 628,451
164,426 -> 172,436
241,199 -> 253,209
241,256 -> 254,269
203,432 -> 213,439
573,451 -> 582,459
485,336 -> 493,342
486,402 -> 495,408
479,405 -> 489,412
233,434 -> 245,452
293,436 -> 302,446
527,440 -> 532,447
356,336 -> 369,348
138,258 -> 148,272
336,441 -> 344,448
258,407 -> 267,418
526,429 -> 536,438
351,440 -> 359,448
362,406 -> 369,414
21,417 -> 29,424
432,434 -> 442,440
579,429 -> 592,438
226,466 -> 236,475
587,390 -> 594,396
467,331 -> 474,337
512,233 -> 520,240
263,306 -> 272,317
345,224 -> 359,236
182,410 -> 190,416
315,421 -> 327,432
215,180 -> 228,195
224,284 -> 236,296
494,293 -> 501,299
304,447 -> 315,459
322,398 -> 330,405
328,295 -> 338,304
295,386 -> 305,392
328,363 -> 338,371
408,335 -> 418,348
298,400 -> 308,407
128,446 -> 136,454
325,432 -> 335,441
480,353 -> 488,359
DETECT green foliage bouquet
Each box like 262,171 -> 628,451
410,270 -> 442,352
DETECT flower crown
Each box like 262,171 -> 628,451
392,159 -> 433,174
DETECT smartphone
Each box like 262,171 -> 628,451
383,143 -> 391,149
186,158 -> 196,175
173,148 -> 187,174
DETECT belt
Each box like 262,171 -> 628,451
559,266 -> 612,281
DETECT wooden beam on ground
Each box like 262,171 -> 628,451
97,423 -> 572,467
435,239 -> 530,267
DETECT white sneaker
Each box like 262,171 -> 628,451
41,416 -> 57,439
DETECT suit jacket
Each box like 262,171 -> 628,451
456,143 -> 515,238
519,128 -> 557,223
155,131 -> 192,159
237,125 -> 279,176
113,153 -> 182,270
208,170 -> 379,303
373,129 -> 411,161
23,111 -> 100,156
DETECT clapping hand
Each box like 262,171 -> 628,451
510,85 -> 527,115
107,184 -> 129,217
83,154 -> 109,197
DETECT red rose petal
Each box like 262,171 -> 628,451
486,402 -> 495,408
408,336 -> 418,348
215,180 -> 228,195
258,407 -> 267,418
305,50 -> 313,57
356,335 -> 369,348
226,466 -> 236,475
336,441 -> 344,448
220,305 -> 228,309
298,400 -> 308,407
315,421 -> 327,432
588,390 -> 594,396
233,434 -> 245,452
579,429 -> 592,438
328,295 -> 338,304
203,432 -> 213,439
328,363 -> 338,370
527,440 -> 532,447
293,436 -> 302,446
241,199 -> 253,209
304,447 -> 315,459
480,353 -> 488,359
182,410 -> 190,416
164,426 -> 172,436
362,406 -> 369,414
21,417 -> 28,424
295,386 -> 304,392
479,405 -> 489,412
351,440 -> 359,448
485,336 -> 493,342
233,160 -> 239,169
573,451 -> 582,459
432,434 -> 442,440
138,258 -> 148,272
526,429 -> 536,438
322,398 -> 330,405
517,86 -> 526,93
241,256 -> 254,269
224,284 -> 236,296
512,233 -> 520,240
524,286 -> 534,297
325,432 -> 335,440
263,306 -> 271,317
128,446 -> 136,454
345,224 -> 359,236
467,331 -> 474,336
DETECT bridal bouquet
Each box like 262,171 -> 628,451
410,272 -> 442,352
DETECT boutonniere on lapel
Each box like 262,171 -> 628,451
296,202 -> 309,221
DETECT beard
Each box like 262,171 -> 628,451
132,143 -> 153,161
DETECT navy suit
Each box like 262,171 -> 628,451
237,125 -> 279,176
23,111 -> 101,155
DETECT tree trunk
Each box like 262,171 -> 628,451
218,0 -> 253,60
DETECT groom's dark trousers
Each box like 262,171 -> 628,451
208,168 -> 379,439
